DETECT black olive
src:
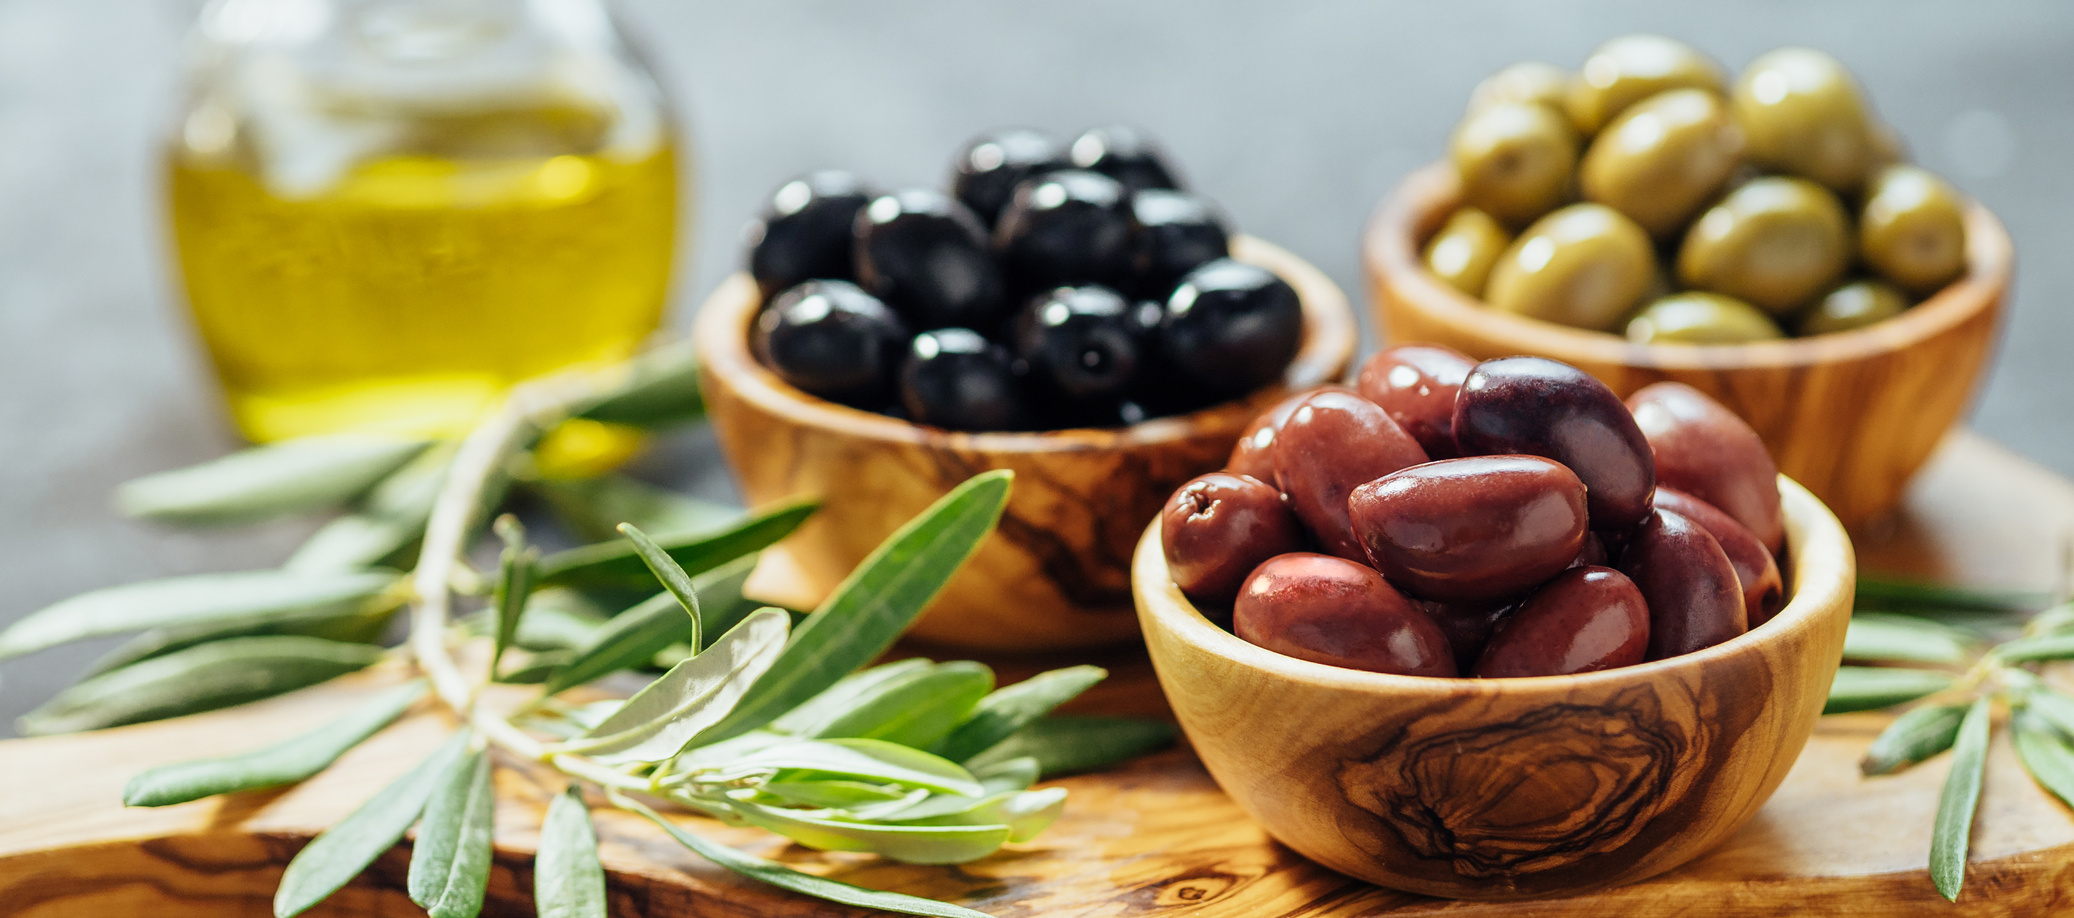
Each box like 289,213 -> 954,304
752,280 -> 909,408
1158,259 -> 1303,398
743,170 -> 876,301
899,329 -> 1032,431
853,189 -> 1008,332
993,170 -> 1137,293
1068,125 -> 1184,192
1130,188 -> 1231,298
1013,285 -> 1142,403
951,128 -> 1070,228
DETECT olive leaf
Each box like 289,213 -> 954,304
930,665 -> 1107,763
407,750 -> 496,918
1855,576 -> 2050,615
536,786 -> 607,918
889,787 -> 1068,843
2031,601 -> 2074,636
1992,633 -> 2074,663
274,731 -> 471,918
1860,702 -> 1969,776
2017,683 -> 2074,739
531,473 -> 737,544
540,592 -> 694,695
117,435 -> 430,525
2012,711 -> 2074,808
512,588 -> 614,651
575,340 -> 705,429
757,780 -> 915,809
964,716 -> 1179,778
557,608 -> 790,764
83,601 -> 396,679
1843,613 -> 1978,666
19,636 -> 386,735
488,516 -> 540,675
700,471 -> 1013,744
699,738 -> 985,797
536,496 -> 817,589
796,661 -> 995,749
285,442 -> 455,572
767,660 -> 936,735
720,798 -> 1013,865
970,756 -> 1041,794
1823,666 -> 1957,715
619,523 -> 703,650
1930,696 -> 1993,902
124,680 -> 427,807
0,569 -> 400,661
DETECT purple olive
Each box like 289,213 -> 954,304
1348,455 -> 1587,602
1161,473 -> 1306,607
1655,487 -> 1786,628
1234,553 -> 1456,677
1472,566 -> 1650,678
1627,382 -> 1785,555
1454,356 -> 1656,530
1270,390 -> 1429,561
1570,531 -> 1612,569
1355,344 -> 1475,459
1619,508 -> 1747,659
1422,596 -> 1517,674
1225,386 -> 1348,486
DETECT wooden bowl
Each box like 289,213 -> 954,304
1364,163 -> 2011,526
1134,475 -> 1855,899
696,236 -> 1357,652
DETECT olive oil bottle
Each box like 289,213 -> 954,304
166,0 -> 681,441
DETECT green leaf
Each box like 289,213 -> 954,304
887,787 -> 1068,843
0,569 -> 399,661
407,750 -> 495,918
2030,601 -> 2074,636
536,786 -> 607,918
274,731 -> 470,918
1859,703 -> 1968,776
619,523 -> 702,650
757,780 -> 914,809
124,680 -> 427,807
700,472 -> 1012,744
83,601 -> 397,680
117,436 -> 430,525
496,650 -> 575,685
576,341 -> 705,428
285,442 -> 454,572
2013,711 -> 2074,809
488,516 -> 540,675
19,636 -> 386,735
1930,696 -> 1993,901
1822,666 -> 1957,715
1855,576 -> 2049,614
512,589 -> 613,651
970,756 -> 1041,794
531,473 -> 737,544
536,497 -> 817,589
798,662 -> 994,749
721,797 -> 1011,865
767,660 -> 935,735
2018,685 -> 2074,740
705,738 -> 984,797
541,592 -> 695,695
1843,614 -> 1978,666
617,795 -> 991,918
965,716 -> 1178,778
931,666 -> 1107,762
1993,633 -> 2074,663
560,609 -> 790,763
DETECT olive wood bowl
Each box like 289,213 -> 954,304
1134,474 -> 1854,900
696,236 -> 1357,652
1363,162 -> 2011,526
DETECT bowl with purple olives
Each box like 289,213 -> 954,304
696,126 -> 1357,652
1362,36 -> 2011,527
1134,346 -> 1854,899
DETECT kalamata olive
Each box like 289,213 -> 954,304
1800,279 -> 1910,336
1271,390 -> 1429,561
753,280 -> 910,408
951,128 -> 1070,227
1161,473 -> 1306,608
1157,258 -> 1305,399
1484,203 -> 1657,332
1348,455 -> 1587,602
1571,531 -> 1611,568
744,171 -> 878,301
1450,101 -> 1579,228
1654,487 -> 1786,628
1859,165 -> 1968,295
1225,386 -> 1347,485
1567,34 -> 1727,135
1422,597 -> 1517,674
1355,344 -> 1475,459
1580,88 -> 1744,238
1130,189 -> 1230,298
1453,357 -> 1656,529
994,170 -> 1138,293
1422,207 -> 1513,297
1676,176 -> 1851,315
1234,553 -> 1457,677
1472,566 -> 1650,677
1624,292 -> 1785,345
854,189 -> 1009,331
1731,47 -> 1878,193
1468,62 -> 1571,117
1625,381 -> 1784,554
1620,508 -> 1746,659
1068,125 -> 1185,193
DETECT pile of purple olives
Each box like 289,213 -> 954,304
1162,345 -> 1790,679
744,126 -> 1305,431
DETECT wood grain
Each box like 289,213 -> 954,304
696,235 -> 1358,652
2,432 -> 2071,917
1362,163 -> 2012,527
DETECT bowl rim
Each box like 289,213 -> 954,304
693,234 -> 1358,456
1135,473 -> 1855,698
1362,161 -> 2013,371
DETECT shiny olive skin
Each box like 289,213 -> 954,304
1157,258 -> 1304,398
1572,531 -> 1612,568
1677,176 -> 1851,315
1567,35 -> 1727,135
1225,387 -> 1347,485
1161,473 -> 1306,607
1472,566 -> 1650,678
1626,381 -> 1785,554
1469,61 -> 1571,116
1013,285 -> 1140,402
1454,357 -> 1656,530
1860,165 -> 1968,294
1800,279 -> 1910,336
854,189 -> 1008,331
1272,390 -> 1430,562
1348,455 -> 1588,602
1355,344 -> 1475,459
1581,88 -> 1744,237
951,128 -> 1070,227
898,329 -> 1030,431
1484,203 -> 1657,332
753,280 -> 910,408
1422,597 -> 1517,674
1732,47 -> 1877,192
1131,189 -> 1230,297
1068,125 -> 1184,193
993,170 -> 1138,293
1451,101 -> 1579,228
1620,508 -> 1747,659
1234,553 -> 1457,677
746,171 -> 877,300
1625,292 -> 1785,345
1655,487 -> 1786,628
1422,207 -> 1512,297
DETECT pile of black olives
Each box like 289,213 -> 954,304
1163,344 -> 1790,679
1430,36 -> 1970,343
744,126 -> 1304,431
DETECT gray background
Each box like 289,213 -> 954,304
2,0 -> 2068,735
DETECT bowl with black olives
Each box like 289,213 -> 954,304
696,126 -> 1357,652
1133,347 -> 1854,899
1363,36 -> 2011,526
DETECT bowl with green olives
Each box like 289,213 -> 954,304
1363,36 -> 2011,526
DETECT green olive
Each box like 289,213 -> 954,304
1450,101 -> 1579,228
1625,292 -> 1784,344
1859,165 -> 1967,294
1469,62 -> 1572,116
1423,207 -> 1513,297
1484,203 -> 1656,331
1676,176 -> 1850,315
1800,279 -> 1912,335
1731,47 -> 1877,192
1566,35 -> 1726,135
1580,88 -> 1744,237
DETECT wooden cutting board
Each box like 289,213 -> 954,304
2,431 -> 2070,917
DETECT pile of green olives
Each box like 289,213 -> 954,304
1430,36 -> 1970,344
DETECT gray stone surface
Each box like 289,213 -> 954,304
2,0 -> 2068,735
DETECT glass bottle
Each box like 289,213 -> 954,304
164,0 -> 682,441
